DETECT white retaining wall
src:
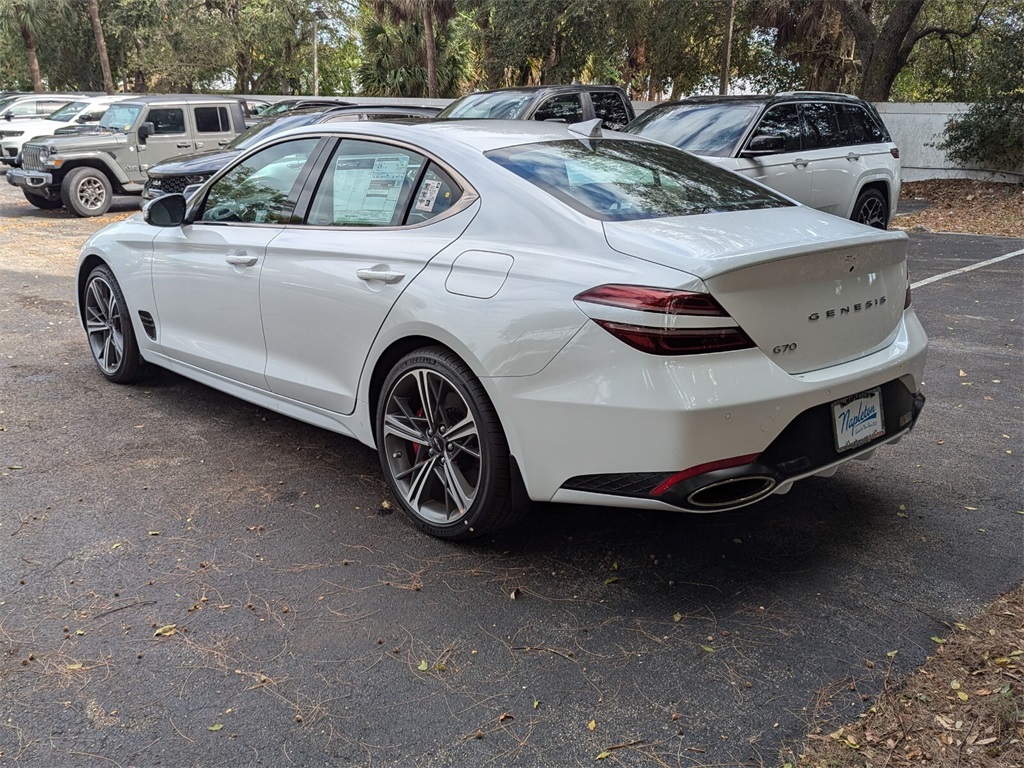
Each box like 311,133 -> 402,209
874,102 -> 1023,183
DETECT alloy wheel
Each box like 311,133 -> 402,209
76,176 -> 108,211
381,368 -> 481,526
84,274 -> 125,375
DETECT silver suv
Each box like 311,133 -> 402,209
625,92 -> 900,228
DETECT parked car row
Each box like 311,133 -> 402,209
5,86 -> 902,230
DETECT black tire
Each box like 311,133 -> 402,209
82,265 -> 144,384
62,167 -> 113,217
23,190 -> 62,209
376,347 -> 521,540
852,188 -> 888,229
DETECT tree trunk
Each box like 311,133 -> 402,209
87,0 -> 115,94
133,35 -> 146,92
719,0 -> 736,95
20,23 -> 43,92
836,0 -> 926,101
423,6 -> 438,98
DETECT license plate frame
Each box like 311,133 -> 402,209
831,387 -> 885,453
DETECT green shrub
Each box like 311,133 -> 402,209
938,98 -> 1024,173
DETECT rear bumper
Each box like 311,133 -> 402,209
6,166 -> 53,189
487,309 -> 928,507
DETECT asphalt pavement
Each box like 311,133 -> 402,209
0,183 -> 1020,767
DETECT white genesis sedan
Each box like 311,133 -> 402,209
75,119 -> 927,540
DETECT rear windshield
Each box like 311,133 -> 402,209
626,102 -> 761,157
487,139 -> 791,221
438,91 -> 535,120
99,104 -> 142,132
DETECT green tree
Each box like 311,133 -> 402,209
357,9 -> 469,97
369,0 -> 457,98
0,0 -> 70,91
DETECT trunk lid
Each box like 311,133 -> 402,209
603,207 -> 909,373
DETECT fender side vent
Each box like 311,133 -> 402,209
138,311 -> 157,341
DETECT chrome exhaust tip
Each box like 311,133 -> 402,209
685,475 -> 777,510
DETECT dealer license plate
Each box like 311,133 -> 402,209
831,387 -> 885,452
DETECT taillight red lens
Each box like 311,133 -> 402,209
575,284 -> 728,316
594,320 -> 755,356
577,284 -> 755,356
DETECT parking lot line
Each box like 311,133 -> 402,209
911,247 -> 1024,289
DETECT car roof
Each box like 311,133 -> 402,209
650,91 -> 871,110
459,84 -> 626,96
110,94 -> 244,106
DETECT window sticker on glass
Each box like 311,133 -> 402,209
333,154 -> 409,224
415,179 -> 442,212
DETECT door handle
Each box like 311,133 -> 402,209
846,152 -> 861,161
176,142 -> 191,148
226,253 -> 258,267
357,267 -> 405,284
792,158 -> 809,168
217,140 -> 230,146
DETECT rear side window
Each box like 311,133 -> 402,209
306,140 -> 426,227
836,104 -> 887,144
801,103 -> 841,149
147,108 -> 186,134
406,165 -> 463,225
533,94 -> 584,124
488,139 -> 791,221
751,104 -> 802,152
591,92 -> 631,130
195,106 -> 230,133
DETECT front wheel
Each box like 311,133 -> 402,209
376,347 -> 520,540
852,188 -> 888,229
62,167 -> 113,217
83,265 -> 144,383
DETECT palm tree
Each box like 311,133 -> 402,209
369,0 -> 457,98
0,0 -> 50,91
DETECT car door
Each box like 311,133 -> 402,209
260,138 -> 475,414
798,102 -> 850,215
192,105 -> 235,152
730,103 -> 810,204
150,137 -> 324,388
136,105 -> 192,177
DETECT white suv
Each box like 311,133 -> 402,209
625,92 -> 901,228
0,95 -> 133,165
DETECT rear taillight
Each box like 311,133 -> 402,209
574,284 -> 728,316
576,284 -> 755,356
890,147 -> 900,159
593,321 -> 754,355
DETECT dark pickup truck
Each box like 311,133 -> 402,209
437,85 -> 635,131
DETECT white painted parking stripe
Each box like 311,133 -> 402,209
911,248 -> 1024,289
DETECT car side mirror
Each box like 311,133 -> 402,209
137,121 -> 155,142
741,134 -> 787,157
4,113 -> 11,122
143,193 -> 187,227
